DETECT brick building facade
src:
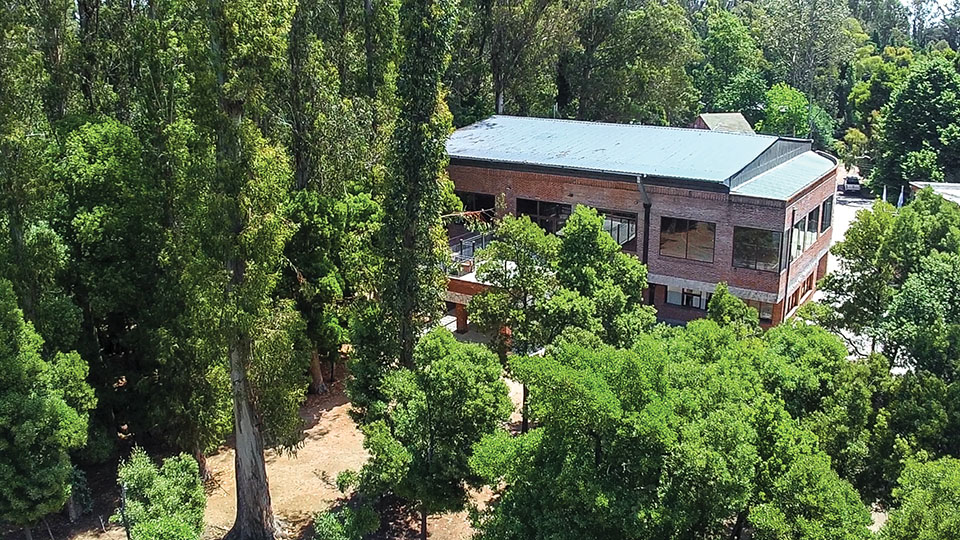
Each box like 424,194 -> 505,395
446,116 -> 838,329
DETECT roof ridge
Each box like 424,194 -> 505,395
486,114 -> 778,140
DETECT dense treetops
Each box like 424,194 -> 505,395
4,0 -> 960,538
469,315 -> 872,540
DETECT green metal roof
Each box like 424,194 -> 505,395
731,152 -> 836,200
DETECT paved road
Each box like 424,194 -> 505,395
827,192 -> 874,275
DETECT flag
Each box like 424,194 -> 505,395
882,184 -> 887,202
897,185 -> 905,208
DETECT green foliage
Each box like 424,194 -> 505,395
312,505 -> 379,540
472,206 -> 655,357
818,199 -> 897,349
819,188 -> 960,353
355,328 -> 512,514
114,448 -> 206,540
870,374 -> 960,498
562,0 -> 700,124
756,83 -> 811,137
472,321 -> 872,539
371,0 -> 458,380
707,283 -> 759,336
884,251 -> 960,380
694,8 -> 765,112
881,458 -> 960,540
872,57 -> 960,192
58,119 -> 162,320
762,0 -> 854,109
0,279 -> 94,528
715,69 -> 768,125
472,214 -> 561,357
750,453 -> 871,540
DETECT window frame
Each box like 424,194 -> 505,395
600,210 -> 638,249
516,197 -> 572,234
659,216 -> 716,263
820,195 -> 834,233
804,206 -> 820,250
732,226 -> 783,273
746,299 -> 775,322
665,285 -> 710,310
791,215 -> 806,260
455,191 -> 496,213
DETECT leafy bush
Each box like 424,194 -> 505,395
313,506 -> 378,540
113,448 -> 205,540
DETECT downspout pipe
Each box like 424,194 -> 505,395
637,175 -> 653,305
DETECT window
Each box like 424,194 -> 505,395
456,191 -> 495,213
800,272 -> 815,297
659,217 -> 716,262
665,286 -> 710,309
602,211 -> 638,250
745,299 -> 775,322
733,227 -> 782,272
804,206 -> 820,249
791,216 -> 805,259
516,198 -> 571,233
820,196 -> 833,233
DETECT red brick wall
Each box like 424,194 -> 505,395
448,160 -> 838,325
448,277 -> 488,297
644,185 -> 786,294
449,164 -> 645,217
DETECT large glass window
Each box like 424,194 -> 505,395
791,216 -> 805,259
456,191 -> 495,213
602,211 -> 638,249
820,195 -> 834,233
516,198 -> 572,233
659,217 -> 716,262
733,227 -> 782,272
665,286 -> 710,309
745,299 -> 775,322
804,206 -> 820,249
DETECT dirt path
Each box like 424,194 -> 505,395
6,370 -> 521,540
202,379 -> 367,539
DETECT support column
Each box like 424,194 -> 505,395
455,303 -> 468,334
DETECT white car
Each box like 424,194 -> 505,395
843,176 -> 862,194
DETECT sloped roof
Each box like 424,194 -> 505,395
447,115 -> 778,184
695,112 -> 755,134
909,182 -> 960,205
732,152 -> 836,200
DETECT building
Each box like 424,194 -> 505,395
446,115 -> 838,328
690,112 -> 755,134
909,181 -> 960,205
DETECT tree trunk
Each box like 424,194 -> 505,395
194,448 -> 213,482
67,493 -> 79,522
224,334 -> 277,540
308,347 -> 327,394
5,202 -> 36,323
420,505 -> 428,540
77,0 -> 99,111
730,510 -> 747,540
328,347 -> 338,383
363,0 -> 375,99
22,526 -> 32,540
521,383 -> 529,433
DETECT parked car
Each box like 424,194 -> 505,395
842,175 -> 862,194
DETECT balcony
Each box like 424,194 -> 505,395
448,231 -> 493,277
